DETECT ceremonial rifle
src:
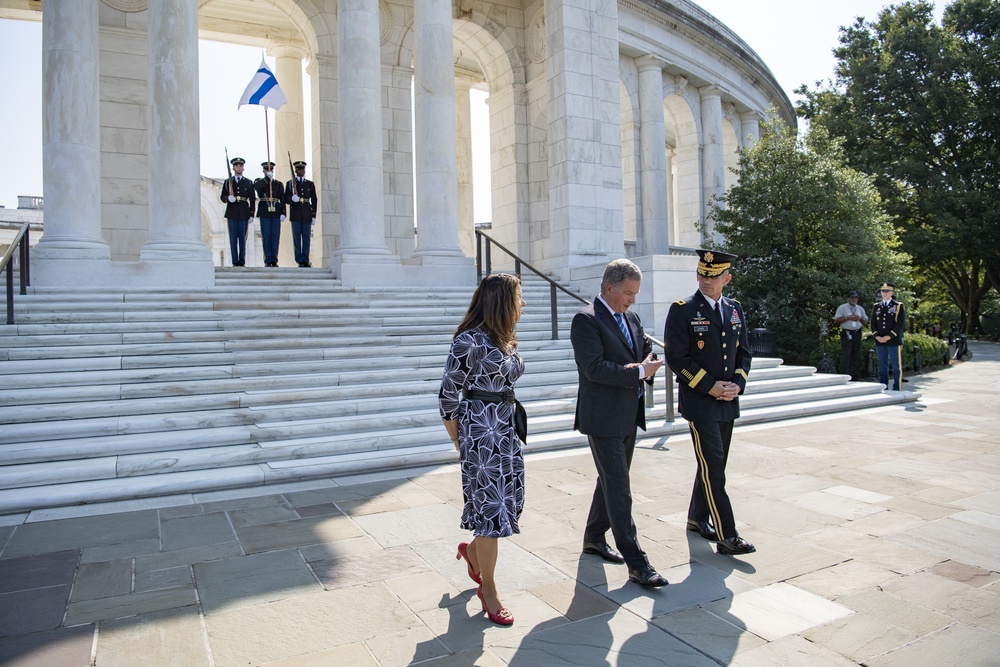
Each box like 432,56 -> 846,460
225,147 -> 234,197
288,151 -> 299,198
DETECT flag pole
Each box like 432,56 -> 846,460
264,106 -> 271,167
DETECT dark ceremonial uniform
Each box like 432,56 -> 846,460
285,162 -> 318,266
254,169 -> 285,267
220,164 -> 255,266
665,292 -> 751,542
871,290 -> 905,390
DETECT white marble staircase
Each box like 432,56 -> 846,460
0,268 -> 915,515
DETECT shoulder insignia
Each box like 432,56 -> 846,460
674,299 -> 686,305
731,298 -> 741,304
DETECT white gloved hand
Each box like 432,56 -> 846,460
291,194 -> 300,203
228,195 -> 236,203
311,218 -> 316,225
280,214 -> 286,222
248,217 -> 254,225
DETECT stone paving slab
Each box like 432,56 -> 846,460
0,342 -> 997,665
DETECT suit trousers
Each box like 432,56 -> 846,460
584,422 -> 648,570
688,420 -> 737,542
876,344 -> 903,390
227,218 -> 248,266
290,220 -> 311,264
259,217 -> 280,265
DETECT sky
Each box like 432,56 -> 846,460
0,1 -> 946,213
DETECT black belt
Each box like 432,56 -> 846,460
463,389 -> 527,443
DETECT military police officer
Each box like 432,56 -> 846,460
220,157 -> 256,267
285,160 -> 318,267
664,249 -> 755,555
871,282 -> 906,390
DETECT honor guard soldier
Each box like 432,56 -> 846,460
871,282 -> 906,390
254,161 -> 285,267
664,249 -> 756,555
285,160 -> 318,267
220,157 -> 256,266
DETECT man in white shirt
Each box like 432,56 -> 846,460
834,290 -> 869,380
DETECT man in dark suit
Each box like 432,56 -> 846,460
285,160 -> 318,267
664,249 -> 755,555
572,259 -> 668,588
220,157 -> 256,267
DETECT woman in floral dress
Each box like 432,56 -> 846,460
439,273 -> 525,625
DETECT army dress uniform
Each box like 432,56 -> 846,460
254,162 -> 286,267
220,157 -> 256,266
285,160 -> 318,267
664,250 -> 754,554
871,282 -> 906,390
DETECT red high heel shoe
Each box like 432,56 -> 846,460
477,585 -> 514,626
456,542 -> 482,585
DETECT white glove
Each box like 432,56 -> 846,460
228,195 -> 236,203
248,217 -> 254,225
291,194 -> 300,203
280,214 -> 286,222
311,218 -> 316,225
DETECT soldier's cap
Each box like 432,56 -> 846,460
879,282 -> 895,291
293,160 -> 307,169
230,157 -> 245,165
847,290 -> 860,297
261,161 -> 276,169
695,249 -> 737,277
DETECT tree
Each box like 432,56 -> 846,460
711,117 -> 908,366
797,0 -> 1000,333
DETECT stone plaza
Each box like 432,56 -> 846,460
1,342 -> 997,666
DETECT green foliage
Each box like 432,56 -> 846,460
815,331 -> 949,372
796,0 -> 1000,332
711,115 -> 908,365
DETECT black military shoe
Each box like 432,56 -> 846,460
582,541 -> 625,564
686,519 -> 718,541
627,565 -> 668,588
716,536 -> 756,555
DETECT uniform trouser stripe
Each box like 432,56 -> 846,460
690,423 -> 725,541
896,347 -> 904,384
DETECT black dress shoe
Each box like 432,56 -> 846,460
686,519 -> 718,541
582,541 -> 625,564
628,565 -> 668,588
716,536 -> 756,555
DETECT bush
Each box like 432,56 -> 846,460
812,331 -> 949,373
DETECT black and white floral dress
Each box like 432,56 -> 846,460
439,328 -> 525,538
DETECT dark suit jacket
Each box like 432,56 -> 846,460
665,291 -> 752,423
220,176 -> 255,220
571,300 -> 652,438
871,299 -> 905,347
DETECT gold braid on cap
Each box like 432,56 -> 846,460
697,261 -> 731,277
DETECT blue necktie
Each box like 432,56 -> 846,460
614,312 -> 633,349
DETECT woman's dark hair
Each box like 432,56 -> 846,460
454,273 -> 521,350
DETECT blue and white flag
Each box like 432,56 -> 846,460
238,56 -> 287,110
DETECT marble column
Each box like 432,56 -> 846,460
140,0 -> 210,262
336,0 -> 394,264
455,76 -> 476,257
412,0 -> 465,263
740,112 -> 761,149
35,0 -> 109,261
270,42 -> 307,268
700,86 -> 725,244
636,55 -> 669,255
270,42 -> 307,185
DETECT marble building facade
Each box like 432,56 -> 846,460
1,0 -> 792,324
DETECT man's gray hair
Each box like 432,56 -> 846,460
601,258 -> 642,290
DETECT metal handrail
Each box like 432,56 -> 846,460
1,222 -> 31,325
474,230 -> 673,419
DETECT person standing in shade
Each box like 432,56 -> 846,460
664,249 -> 756,556
285,160 -> 317,267
220,157 -> 255,267
572,259 -> 668,588
254,161 -> 285,267
871,282 -> 906,391
834,290 -> 869,380
440,273 -> 526,626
